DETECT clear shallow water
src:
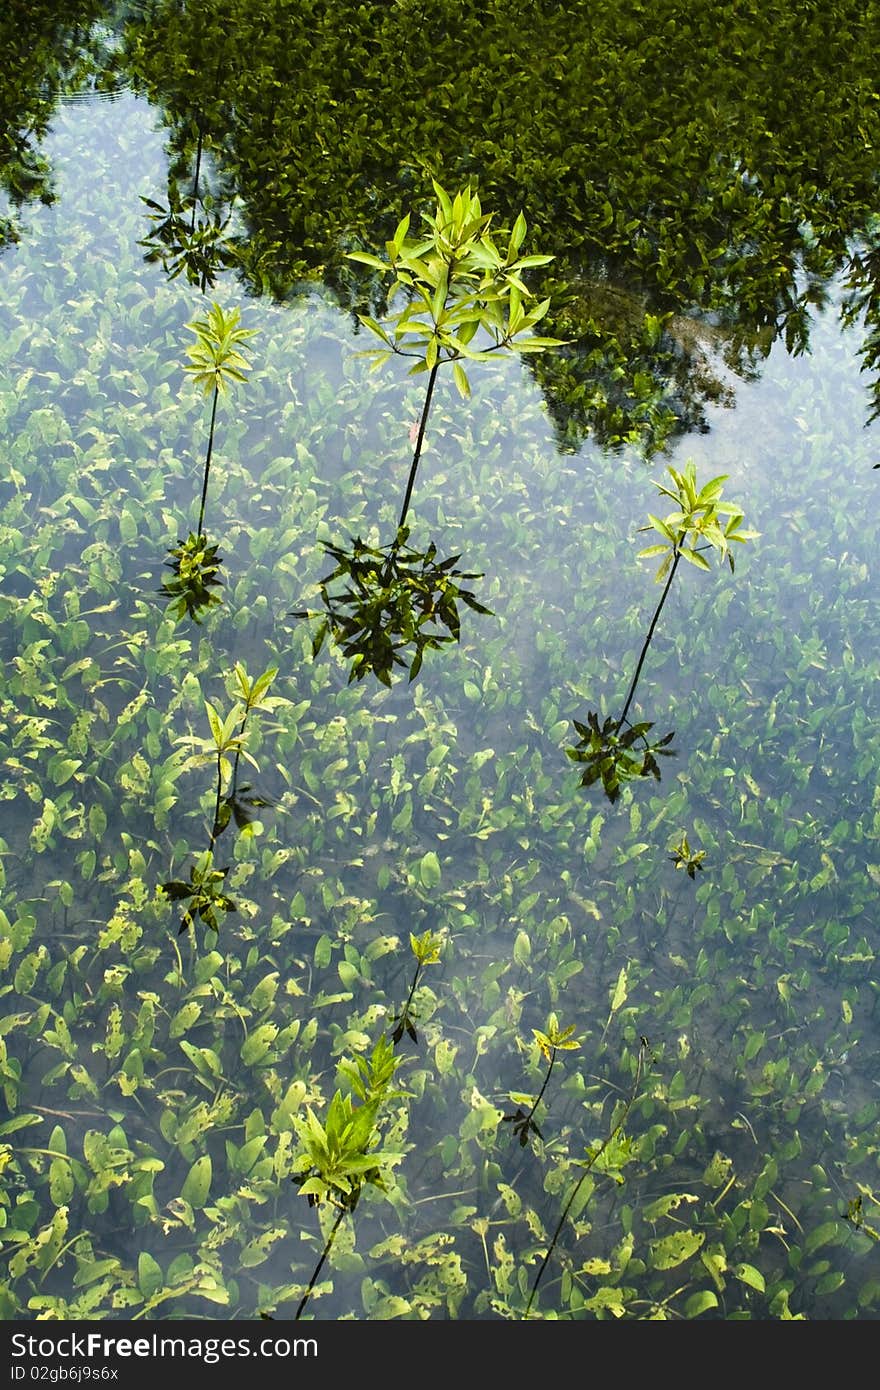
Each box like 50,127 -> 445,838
2,69 -> 880,1322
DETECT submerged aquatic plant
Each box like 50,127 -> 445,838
296,529 -> 492,685
390,929 -> 443,1045
568,461 -> 757,800
503,1014 -> 580,1149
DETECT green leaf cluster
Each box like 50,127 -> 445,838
349,180 -> 564,397
184,302 -> 255,397
638,460 -> 758,582
161,849 -> 237,934
161,532 -> 224,623
292,1036 -> 405,1209
567,713 -> 675,802
301,530 -> 492,685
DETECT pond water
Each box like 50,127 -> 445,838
2,1 -> 880,1322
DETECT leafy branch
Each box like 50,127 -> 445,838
295,529 -> 491,686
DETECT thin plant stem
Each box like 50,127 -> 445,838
295,1204 -> 348,1320
398,959 -> 424,1030
229,707 -> 252,800
524,1047 -> 556,1128
209,750 -> 224,848
196,383 -> 219,536
618,549 -> 681,727
397,362 -> 439,531
524,1041 -> 647,1319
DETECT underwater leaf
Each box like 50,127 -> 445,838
649,1229 -> 705,1270
137,1252 -> 164,1300
180,1155 -> 212,1210
733,1263 -> 765,1293
419,851 -> 441,888
610,967 -> 628,1015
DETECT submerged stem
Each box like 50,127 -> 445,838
397,361 -> 439,531
396,959 -> 424,1036
618,549 -> 681,727
209,750 -> 224,848
524,1041 -> 647,1319
196,384 -> 219,536
230,706 -> 251,801
295,1204 -> 347,1320
525,1048 -> 556,1128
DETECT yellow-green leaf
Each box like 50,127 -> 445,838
649,1229 -> 705,1270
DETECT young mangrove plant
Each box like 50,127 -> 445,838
294,181 -> 563,681
503,1014 -> 580,1149
296,530 -> 492,685
523,1036 -> 651,1318
669,829 -> 707,879
291,1034 -> 407,1319
390,928 -> 443,1045
348,178 -> 565,531
161,663 -> 283,933
567,461 -> 757,801
162,302 -> 255,622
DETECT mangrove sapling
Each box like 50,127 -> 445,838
669,829 -> 706,879
184,301 -> 254,537
162,302 -> 255,622
216,662 -> 285,836
503,1015 -> 580,1149
295,180 -> 559,679
390,928 -> 443,1044
161,664 -> 283,932
567,461 -> 757,801
348,180 -> 565,532
523,1037 -> 651,1319
291,1035 -> 407,1319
